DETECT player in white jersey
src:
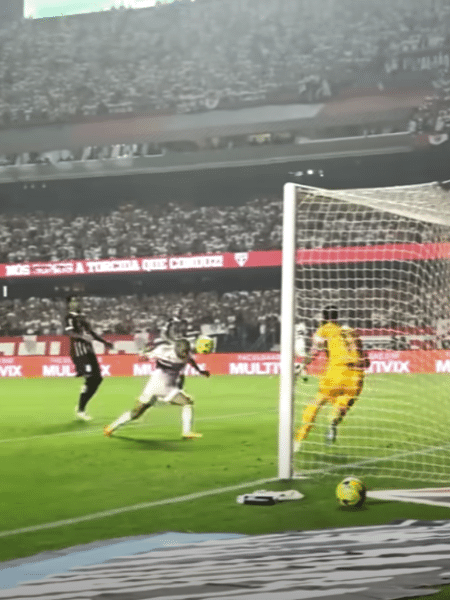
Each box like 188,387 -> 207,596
103,338 -> 210,439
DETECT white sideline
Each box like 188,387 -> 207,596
0,477 -> 278,538
0,410 -> 276,445
0,429 -> 103,445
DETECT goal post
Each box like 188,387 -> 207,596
279,181 -> 450,483
278,183 -> 297,479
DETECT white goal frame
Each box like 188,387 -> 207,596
278,180 -> 450,481
278,182 -> 297,479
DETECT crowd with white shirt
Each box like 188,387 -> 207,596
0,290 -> 281,352
0,194 -> 436,264
0,281 -> 443,351
0,0 -> 449,126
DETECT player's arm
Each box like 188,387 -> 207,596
296,333 -> 326,381
139,339 -> 165,361
84,321 -> 114,350
303,333 -> 326,367
188,356 -> 210,377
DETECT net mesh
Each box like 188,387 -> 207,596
293,182 -> 450,483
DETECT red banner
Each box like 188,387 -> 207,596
0,251 -> 281,278
0,350 -> 450,377
1,243 -> 449,278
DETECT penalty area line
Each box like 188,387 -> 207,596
0,477 -> 278,539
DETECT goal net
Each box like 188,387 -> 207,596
279,181 -> 450,484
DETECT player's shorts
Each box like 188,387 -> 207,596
72,353 -> 101,379
318,366 -> 364,406
139,368 -> 190,405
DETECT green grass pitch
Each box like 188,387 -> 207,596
1,373 -> 450,599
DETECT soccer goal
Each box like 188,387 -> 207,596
279,181 -> 450,483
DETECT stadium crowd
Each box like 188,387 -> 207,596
408,68 -> 450,133
0,283 -> 444,351
0,196 -> 437,264
0,0 -> 448,126
0,290 -> 282,352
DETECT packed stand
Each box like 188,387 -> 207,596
0,0 -> 449,126
0,283 -> 446,351
0,290 -> 282,352
0,197 -> 282,262
408,68 -> 450,133
0,195 -> 439,264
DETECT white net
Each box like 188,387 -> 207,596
292,181 -> 450,484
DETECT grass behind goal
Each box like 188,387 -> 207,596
294,373 -> 450,482
1,374 -> 450,567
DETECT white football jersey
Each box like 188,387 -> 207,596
150,342 -> 190,374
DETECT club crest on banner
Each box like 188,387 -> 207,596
234,252 -> 249,267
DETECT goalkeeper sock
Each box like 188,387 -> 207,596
331,405 -> 347,426
296,403 -> 320,441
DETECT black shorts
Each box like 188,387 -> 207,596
72,353 -> 101,378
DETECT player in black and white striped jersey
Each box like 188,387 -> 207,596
65,295 -> 114,421
104,338 -> 210,439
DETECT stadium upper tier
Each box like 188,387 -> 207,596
0,0 -> 448,127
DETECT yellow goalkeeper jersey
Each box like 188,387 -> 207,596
314,322 -> 361,368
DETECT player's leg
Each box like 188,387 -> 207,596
72,356 -> 92,420
294,372 -> 333,447
294,395 -> 327,448
72,355 -> 84,378
326,394 -> 355,444
76,355 -> 103,420
326,371 -> 364,444
164,388 -> 202,439
104,397 -> 157,436
294,369 -> 342,450
104,370 -> 163,436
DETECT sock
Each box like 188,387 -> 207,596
78,383 -> 89,412
181,405 -> 193,435
78,376 -> 102,412
109,411 -> 132,431
331,405 -> 347,426
295,403 -> 320,442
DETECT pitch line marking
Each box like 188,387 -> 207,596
0,410 -> 277,445
296,441 -> 450,479
0,428 -> 103,445
0,477 -> 278,539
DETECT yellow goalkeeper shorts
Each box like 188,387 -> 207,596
318,367 -> 364,408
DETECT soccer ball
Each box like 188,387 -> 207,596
336,476 -> 366,508
195,336 -> 214,354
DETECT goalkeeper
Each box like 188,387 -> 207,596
294,305 -> 370,450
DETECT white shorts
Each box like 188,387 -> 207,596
140,368 -> 186,405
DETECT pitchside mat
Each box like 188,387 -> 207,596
2,518 -> 450,599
